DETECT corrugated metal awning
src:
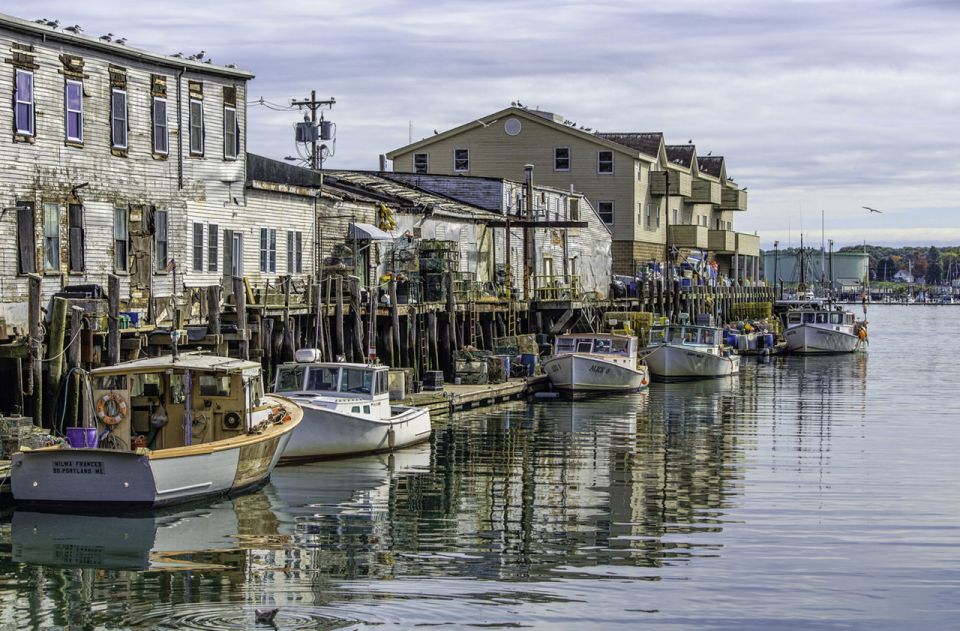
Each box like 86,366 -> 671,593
348,222 -> 393,241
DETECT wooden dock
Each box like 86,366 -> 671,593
402,376 -> 550,418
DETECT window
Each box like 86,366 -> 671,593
554,147 -> 570,171
152,98 -> 168,154
68,204 -> 84,272
193,223 -> 204,271
287,230 -> 302,274
17,202 -> 36,274
198,374 -> 230,397
189,98 -> 204,155
260,228 -> 277,273
223,106 -> 238,159
646,205 -> 653,229
229,232 -> 243,276
569,198 -> 580,221
454,148 -> 469,172
208,224 -> 219,271
114,207 -> 128,271
154,210 -> 168,271
65,80 -> 83,143
111,89 -> 127,149
15,70 -> 34,136
673,208 -> 679,225
414,153 -> 429,173
43,203 -> 60,272
597,201 -> 613,225
656,206 -> 661,229
598,150 -> 614,174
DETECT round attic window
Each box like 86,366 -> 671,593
504,118 -> 522,136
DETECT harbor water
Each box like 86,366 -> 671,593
0,305 -> 957,629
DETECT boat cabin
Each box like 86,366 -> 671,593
553,334 -> 638,359
784,309 -> 855,329
274,350 -> 390,401
90,353 -> 270,451
649,325 -> 723,348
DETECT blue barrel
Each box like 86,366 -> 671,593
765,333 -> 774,348
520,353 -> 537,376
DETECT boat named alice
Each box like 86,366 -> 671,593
542,333 -> 649,394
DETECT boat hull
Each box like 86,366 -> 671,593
784,325 -> 860,354
543,354 -> 648,393
643,344 -> 740,381
281,404 -> 431,461
11,416 -> 298,509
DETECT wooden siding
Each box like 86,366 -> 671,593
708,229 -> 736,253
667,225 -> 708,249
736,232 -> 760,257
690,179 -> 721,205
721,186 -> 748,211
0,23 -> 251,328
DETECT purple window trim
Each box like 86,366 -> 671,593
65,80 -> 83,142
15,70 -> 34,136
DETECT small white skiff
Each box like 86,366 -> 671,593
274,350 -> 431,461
642,324 -> 740,381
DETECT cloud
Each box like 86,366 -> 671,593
7,0 -> 959,246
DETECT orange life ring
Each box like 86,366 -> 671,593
96,392 -> 128,426
641,375 -> 649,386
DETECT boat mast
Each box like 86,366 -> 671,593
798,234 -> 806,293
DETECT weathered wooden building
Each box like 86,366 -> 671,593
0,13 -> 252,332
383,171 -> 612,298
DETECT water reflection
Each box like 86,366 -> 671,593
9,313 -> 946,628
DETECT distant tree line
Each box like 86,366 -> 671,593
835,245 -> 959,284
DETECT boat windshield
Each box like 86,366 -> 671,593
341,368 -> 373,394
275,365 -> 305,392
592,338 -> 629,354
306,367 -> 340,391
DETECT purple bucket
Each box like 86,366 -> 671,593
66,427 -> 98,449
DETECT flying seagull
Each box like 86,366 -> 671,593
863,206 -> 883,213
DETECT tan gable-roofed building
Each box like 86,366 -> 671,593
386,105 -> 758,283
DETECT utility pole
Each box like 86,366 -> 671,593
290,91 -> 336,170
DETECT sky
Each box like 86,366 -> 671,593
7,0 -> 960,249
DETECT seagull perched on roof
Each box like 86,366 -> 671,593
99,33 -> 113,42
115,37 -> 127,45
34,18 -> 48,23
64,24 -> 82,34
45,20 -> 60,28
171,52 -> 184,58
863,206 -> 883,213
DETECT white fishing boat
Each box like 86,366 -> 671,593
273,349 -> 431,461
642,324 -> 740,381
542,333 -> 649,393
781,306 -> 866,354
11,353 -> 301,509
